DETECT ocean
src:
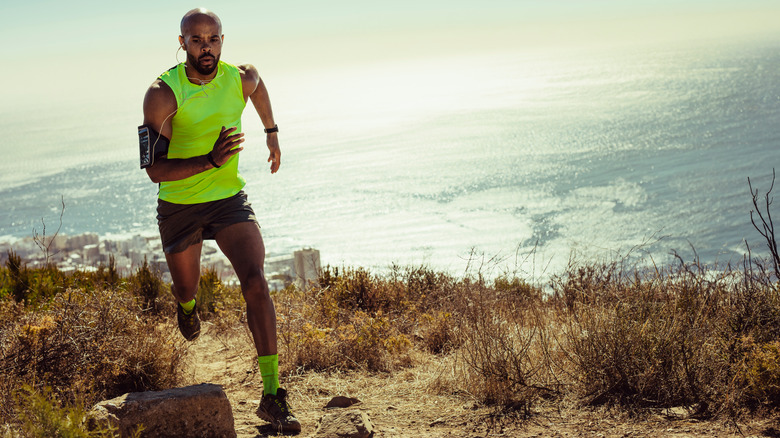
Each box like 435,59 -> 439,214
2,36 -> 779,279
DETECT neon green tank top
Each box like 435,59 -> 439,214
158,61 -> 247,204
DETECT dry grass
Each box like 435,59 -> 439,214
0,258 -> 187,434
548,257 -> 780,416
2,245 -> 780,435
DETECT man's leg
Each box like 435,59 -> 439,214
165,242 -> 203,340
214,221 -> 276,356
215,222 -> 301,433
165,242 -> 203,303
215,221 -> 300,433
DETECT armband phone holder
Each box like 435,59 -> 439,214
138,124 -> 170,169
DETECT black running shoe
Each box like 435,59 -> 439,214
256,387 -> 301,434
176,301 -> 200,341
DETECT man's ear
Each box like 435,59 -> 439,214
179,35 -> 186,50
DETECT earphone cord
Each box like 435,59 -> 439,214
148,47 -> 225,154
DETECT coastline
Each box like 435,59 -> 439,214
0,232 -> 320,291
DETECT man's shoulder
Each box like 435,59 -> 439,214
144,78 -> 176,108
146,64 -> 182,98
230,62 -> 255,75
146,78 -> 173,95
235,63 -> 259,84
146,64 -> 180,91
158,64 -> 181,81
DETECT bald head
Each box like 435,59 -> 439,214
180,8 -> 222,35
178,8 -> 224,77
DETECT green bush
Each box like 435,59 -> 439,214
92,254 -> 120,289
13,385 -> 120,438
4,251 -> 67,306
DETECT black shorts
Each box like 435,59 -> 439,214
157,190 -> 258,254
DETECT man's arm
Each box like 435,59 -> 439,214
142,79 -> 244,183
240,64 -> 280,174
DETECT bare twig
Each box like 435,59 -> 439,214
32,196 -> 65,268
748,169 -> 780,280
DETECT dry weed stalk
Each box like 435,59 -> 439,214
748,169 -> 780,280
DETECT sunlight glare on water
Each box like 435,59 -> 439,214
1,38 -> 779,279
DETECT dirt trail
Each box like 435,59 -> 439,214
181,323 -> 779,438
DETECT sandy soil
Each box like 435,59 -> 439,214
182,322 -> 780,438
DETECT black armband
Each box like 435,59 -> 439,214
138,124 -> 170,169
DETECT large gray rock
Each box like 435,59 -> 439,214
88,383 -> 236,438
314,410 -> 373,438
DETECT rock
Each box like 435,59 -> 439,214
325,396 -> 361,409
88,383 -> 236,438
429,417 -> 446,427
664,406 -> 689,418
315,410 -> 373,438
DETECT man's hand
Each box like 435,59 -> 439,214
267,133 -> 280,174
211,126 -> 245,167
240,64 -> 280,174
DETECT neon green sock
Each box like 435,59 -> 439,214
180,299 -> 196,315
257,354 -> 280,396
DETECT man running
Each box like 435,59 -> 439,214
140,8 -> 300,434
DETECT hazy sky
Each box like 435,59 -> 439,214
1,1 -> 778,110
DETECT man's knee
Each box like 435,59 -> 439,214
241,268 -> 270,300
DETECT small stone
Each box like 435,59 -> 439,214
429,418 -> 446,427
325,396 -> 362,409
314,410 -> 373,438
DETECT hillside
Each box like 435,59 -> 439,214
2,253 -> 780,436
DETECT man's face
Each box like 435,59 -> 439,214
179,16 -> 223,76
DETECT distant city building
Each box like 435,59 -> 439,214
294,248 -> 321,289
0,233 -> 320,293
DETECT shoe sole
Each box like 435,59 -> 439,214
256,408 -> 302,433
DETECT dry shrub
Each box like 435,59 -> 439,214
550,255 -> 780,416
321,266 -> 382,312
450,279 -> 554,413
394,264 -> 455,306
128,256 -> 165,313
418,310 -> 457,354
0,287 -> 186,424
316,265 -> 456,327
552,261 -> 721,411
734,337 -> 780,407
493,275 -> 543,301
336,310 -> 412,371
283,309 -> 411,372
196,266 -> 244,325
276,266 -> 457,373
